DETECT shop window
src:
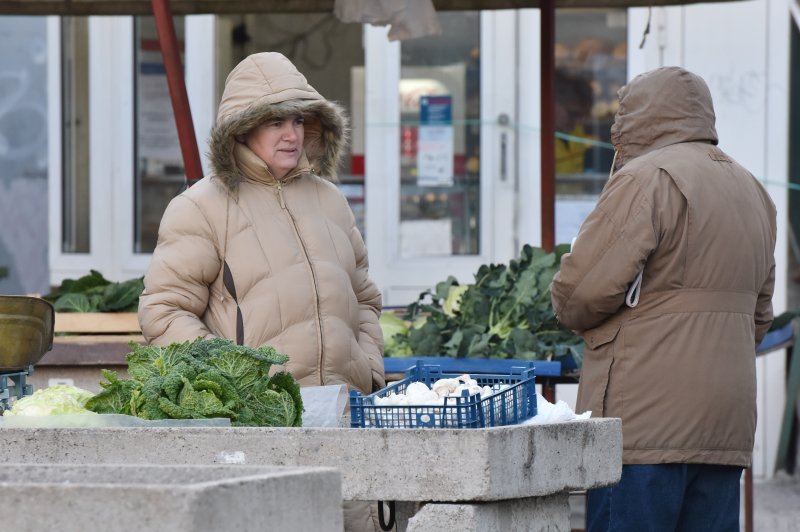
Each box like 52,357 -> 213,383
398,12 -> 481,257
134,16 -> 186,254
61,17 -> 90,253
555,9 -> 626,187
554,8 -> 627,243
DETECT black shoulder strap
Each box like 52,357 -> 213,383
222,261 -> 244,345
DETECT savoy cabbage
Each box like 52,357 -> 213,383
86,338 -> 303,426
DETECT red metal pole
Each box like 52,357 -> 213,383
150,0 -> 204,184
540,0 -> 556,252
744,467 -> 753,532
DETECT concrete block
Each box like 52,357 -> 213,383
0,463 -> 342,532
0,418 -> 621,501
405,494 -> 570,532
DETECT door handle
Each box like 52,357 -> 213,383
500,132 -> 507,182
498,113 -> 510,182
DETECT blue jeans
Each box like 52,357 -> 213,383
586,464 -> 743,532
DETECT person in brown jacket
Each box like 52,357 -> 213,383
138,51 -> 385,532
551,66 -> 776,531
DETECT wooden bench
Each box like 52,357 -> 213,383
30,312 -> 143,393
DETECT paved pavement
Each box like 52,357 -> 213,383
752,472 -> 800,531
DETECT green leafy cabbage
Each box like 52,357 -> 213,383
85,338 -> 303,427
379,312 -> 413,358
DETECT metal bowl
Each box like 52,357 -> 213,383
0,295 -> 55,371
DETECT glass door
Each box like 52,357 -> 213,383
364,11 -> 527,307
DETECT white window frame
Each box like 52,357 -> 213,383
48,16 -> 131,285
48,15 -> 217,285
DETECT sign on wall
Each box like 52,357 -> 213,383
417,95 -> 454,187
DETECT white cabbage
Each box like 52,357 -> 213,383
3,384 -> 96,417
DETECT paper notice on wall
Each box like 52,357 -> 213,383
400,219 -> 452,258
417,95 -> 453,187
556,197 -> 599,246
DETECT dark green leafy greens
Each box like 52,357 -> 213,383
384,244 -> 583,367
85,338 -> 303,426
44,270 -> 144,313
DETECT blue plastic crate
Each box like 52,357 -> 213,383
350,361 -> 537,429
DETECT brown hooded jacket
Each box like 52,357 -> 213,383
551,67 -> 776,466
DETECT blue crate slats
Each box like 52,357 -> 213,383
383,356 -> 562,376
350,361 -> 537,429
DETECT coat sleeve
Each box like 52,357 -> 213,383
138,194 -> 222,345
754,259 -> 775,346
550,172 -> 660,332
346,208 -> 385,391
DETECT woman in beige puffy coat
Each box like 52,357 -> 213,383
139,51 -> 385,532
139,51 -> 385,396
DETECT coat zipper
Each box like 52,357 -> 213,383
276,182 -> 325,385
276,182 -> 286,209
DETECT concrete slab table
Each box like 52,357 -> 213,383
0,463 -> 342,532
0,418 -> 621,531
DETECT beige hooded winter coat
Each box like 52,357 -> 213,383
551,67 -> 776,467
139,52 -> 385,395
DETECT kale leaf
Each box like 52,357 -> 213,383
45,270 -> 144,313
385,244 -> 583,367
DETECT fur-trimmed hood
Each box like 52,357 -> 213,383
209,52 -> 348,191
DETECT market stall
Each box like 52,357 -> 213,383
0,294 -> 621,530
0,1 -> 752,530
0,420 -> 622,531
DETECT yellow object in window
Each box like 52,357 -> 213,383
556,124 -> 592,175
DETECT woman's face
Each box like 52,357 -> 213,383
245,115 -> 305,180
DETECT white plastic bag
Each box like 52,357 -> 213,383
334,0 -> 441,41
300,384 -> 350,427
522,393 -> 592,425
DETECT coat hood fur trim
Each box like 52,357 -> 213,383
208,52 -> 348,192
209,98 -> 348,191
